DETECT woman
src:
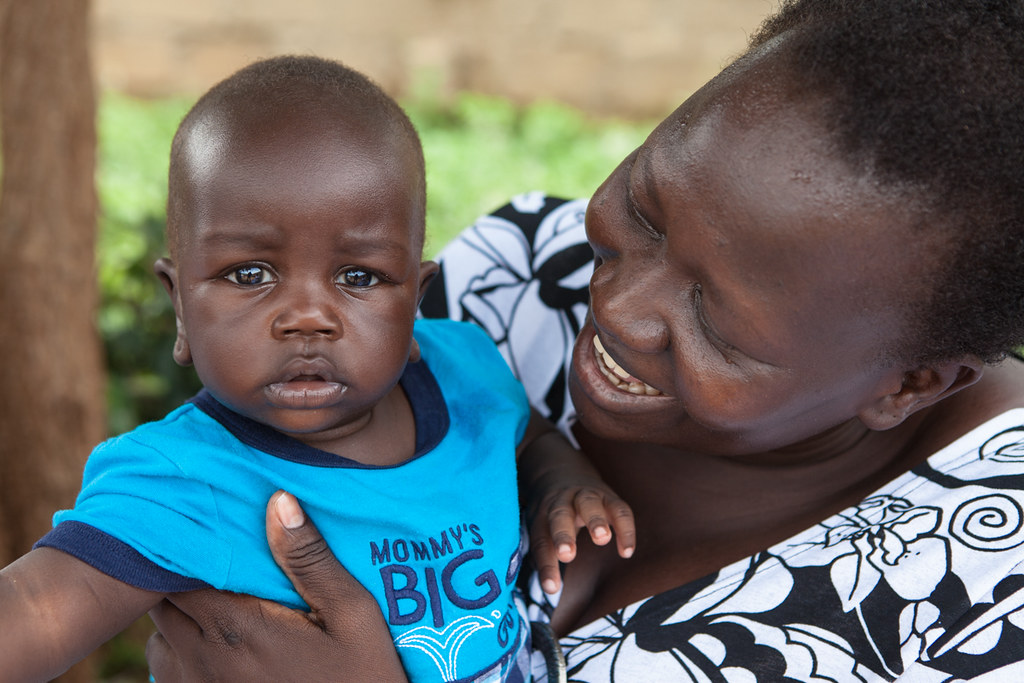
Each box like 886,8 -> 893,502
145,0 -> 1024,679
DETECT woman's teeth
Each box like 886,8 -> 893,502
593,336 -> 663,396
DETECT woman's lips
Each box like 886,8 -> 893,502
593,335 -> 663,396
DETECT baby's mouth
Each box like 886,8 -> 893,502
266,361 -> 346,407
593,335 -> 663,396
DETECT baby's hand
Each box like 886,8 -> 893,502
527,475 -> 635,595
518,417 -> 636,596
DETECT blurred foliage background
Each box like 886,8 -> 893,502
97,91 -> 656,443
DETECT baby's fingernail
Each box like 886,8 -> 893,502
542,578 -> 558,594
275,492 -> 305,529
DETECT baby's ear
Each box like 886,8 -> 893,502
409,338 -> 422,363
153,257 -> 193,367
417,260 -> 440,305
858,358 -> 983,431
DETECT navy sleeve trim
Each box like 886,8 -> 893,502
34,521 -> 211,593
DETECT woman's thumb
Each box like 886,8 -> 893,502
265,490 -> 367,623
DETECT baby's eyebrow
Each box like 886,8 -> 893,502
333,234 -> 410,258
192,221 -> 415,258
196,225 -> 283,250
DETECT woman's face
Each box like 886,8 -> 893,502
570,59 -> 941,458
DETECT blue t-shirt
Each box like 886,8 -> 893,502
38,319 -> 531,682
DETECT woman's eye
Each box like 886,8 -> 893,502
338,269 -> 380,287
694,285 -> 737,359
626,188 -> 663,242
227,266 -> 272,285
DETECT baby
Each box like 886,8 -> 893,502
0,55 -> 633,682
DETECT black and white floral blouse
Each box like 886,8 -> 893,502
419,193 -> 1024,682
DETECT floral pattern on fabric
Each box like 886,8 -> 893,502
420,194 -> 591,436
422,193 -> 1024,681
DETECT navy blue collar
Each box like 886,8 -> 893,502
190,359 -> 449,469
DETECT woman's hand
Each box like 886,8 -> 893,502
146,491 -> 408,682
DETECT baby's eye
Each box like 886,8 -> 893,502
226,266 -> 272,285
338,269 -> 380,288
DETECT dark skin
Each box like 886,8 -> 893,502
146,48 -> 1024,678
0,83 -> 634,681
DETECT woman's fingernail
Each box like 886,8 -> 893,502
542,578 -> 558,594
275,492 -> 305,529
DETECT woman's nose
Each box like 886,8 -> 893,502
271,285 -> 342,340
590,268 -> 671,354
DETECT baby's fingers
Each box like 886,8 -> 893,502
529,516 -> 565,595
545,498 -> 581,564
573,489 -> 637,559
605,498 -> 637,559
571,489 -> 616,548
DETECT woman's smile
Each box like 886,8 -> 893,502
593,335 -> 663,396
571,326 -> 672,418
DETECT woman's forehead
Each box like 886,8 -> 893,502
644,53 -> 891,219
633,65 -> 943,352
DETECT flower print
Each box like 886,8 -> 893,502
921,571 -> 1024,672
978,425 -> 1024,466
432,195 -> 591,431
792,495 -> 947,611
898,600 -> 945,667
559,554 -> 875,682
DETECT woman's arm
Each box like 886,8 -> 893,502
146,491 -> 408,682
0,547 -> 164,682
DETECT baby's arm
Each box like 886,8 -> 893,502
517,411 -> 636,594
0,547 -> 165,682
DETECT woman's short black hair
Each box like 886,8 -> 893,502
752,0 -> 1024,363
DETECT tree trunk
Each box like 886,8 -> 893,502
0,1 -> 105,680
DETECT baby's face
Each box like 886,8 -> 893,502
164,112 -> 433,448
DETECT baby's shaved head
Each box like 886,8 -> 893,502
166,55 -> 425,259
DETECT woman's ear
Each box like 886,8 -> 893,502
858,357 -> 984,430
409,338 -> 422,363
153,257 -> 193,367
